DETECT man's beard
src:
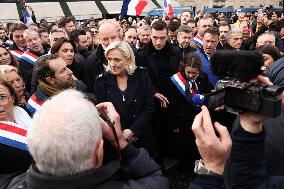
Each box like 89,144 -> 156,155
56,78 -> 74,90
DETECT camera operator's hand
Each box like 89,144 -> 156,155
239,112 -> 268,134
192,106 -> 232,175
154,92 -> 169,108
257,75 -> 273,85
240,75 -> 272,133
96,102 -> 128,149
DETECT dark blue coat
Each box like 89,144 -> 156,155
6,144 -> 169,189
94,68 -> 157,158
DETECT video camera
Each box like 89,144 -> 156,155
203,50 -> 283,117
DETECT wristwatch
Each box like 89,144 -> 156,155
194,159 -> 222,176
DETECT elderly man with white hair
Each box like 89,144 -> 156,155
223,28 -> 243,50
82,20 -> 121,93
83,20 -> 145,93
6,90 -> 170,189
137,25 -> 151,49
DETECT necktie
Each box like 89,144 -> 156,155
185,81 -> 193,103
185,81 -> 198,103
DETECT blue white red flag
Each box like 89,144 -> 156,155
163,0 -> 174,18
121,0 -> 148,16
23,6 -> 33,25
0,121 -> 28,151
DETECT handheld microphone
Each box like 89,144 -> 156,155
192,94 -> 205,108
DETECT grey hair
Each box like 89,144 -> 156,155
226,27 -> 243,40
177,25 -> 192,34
137,25 -> 151,35
0,65 -> 18,76
197,16 -> 213,27
23,28 -> 40,39
257,31 -> 276,41
27,90 -> 102,176
104,41 -> 137,75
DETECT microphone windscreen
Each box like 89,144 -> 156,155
192,94 -> 205,107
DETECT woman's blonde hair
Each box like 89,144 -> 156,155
0,65 -> 18,77
104,41 -> 137,75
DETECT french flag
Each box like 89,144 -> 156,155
121,0 -> 148,16
23,6 -> 33,25
163,0 -> 174,18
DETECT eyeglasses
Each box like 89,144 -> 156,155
0,95 -> 10,104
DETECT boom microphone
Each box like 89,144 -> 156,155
210,50 -> 264,82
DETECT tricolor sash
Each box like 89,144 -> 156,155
0,121 -> 28,151
192,35 -> 203,48
26,94 -> 44,114
21,51 -> 39,66
10,50 -> 24,61
171,72 -> 187,96
170,72 -> 199,97
5,39 -> 14,47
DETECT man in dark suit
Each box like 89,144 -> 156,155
138,20 -> 182,163
8,23 -> 28,52
176,25 -> 196,57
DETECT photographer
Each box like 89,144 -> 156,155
188,50 -> 284,189
189,102 -> 284,189
210,51 -> 284,177
4,90 -> 169,189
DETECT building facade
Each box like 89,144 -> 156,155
177,0 -> 280,12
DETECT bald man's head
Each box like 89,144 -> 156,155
99,22 -> 120,49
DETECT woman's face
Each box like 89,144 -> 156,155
5,71 -> 24,98
184,66 -> 199,81
0,84 -> 14,121
58,42 -> 74,65
0,47 -> 11,65
263,54 -> 274,68
106,49 -> 129,76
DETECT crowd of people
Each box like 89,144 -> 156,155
1,6 -> 284,189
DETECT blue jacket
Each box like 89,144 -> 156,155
196,49 -> 219,89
